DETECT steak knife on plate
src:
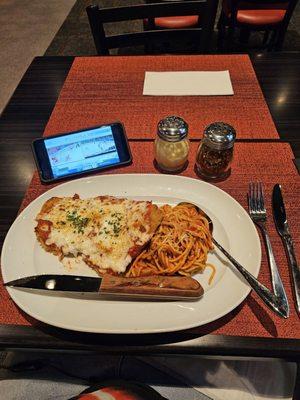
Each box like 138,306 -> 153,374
5,274 -> 204,301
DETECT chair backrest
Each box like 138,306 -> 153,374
86,1 -> 218,55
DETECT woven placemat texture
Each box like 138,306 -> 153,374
1,142 -> 299,339
42,55 -> 279,140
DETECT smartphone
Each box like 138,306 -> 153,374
32,122 -> 132,183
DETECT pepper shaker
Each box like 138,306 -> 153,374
196,122 -> 236,180
154,116 -> 189,172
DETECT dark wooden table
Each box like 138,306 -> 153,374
0,52 -> 300,396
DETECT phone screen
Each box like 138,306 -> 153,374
32,123 -> 132,183
44,125 -> 120,178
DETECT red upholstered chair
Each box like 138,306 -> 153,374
217,0 -> 299,50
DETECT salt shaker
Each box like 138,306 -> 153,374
154,116 -> 189,172
196,122 -> 236,180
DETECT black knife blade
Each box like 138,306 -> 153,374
4,274 -> 204,301
4,274 -> 101,292
272,184 -> 300,317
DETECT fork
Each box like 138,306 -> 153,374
248,182 -> 289,312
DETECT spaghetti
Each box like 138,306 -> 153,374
126,203 -> 215,283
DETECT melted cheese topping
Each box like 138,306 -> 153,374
37,197 -> 152,273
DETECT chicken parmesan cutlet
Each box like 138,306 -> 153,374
35,195 -> 162,275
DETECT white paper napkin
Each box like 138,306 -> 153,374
143,70 -> 234,96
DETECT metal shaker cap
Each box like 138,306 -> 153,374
204,122 -> 236,149
157,116 -> 188,142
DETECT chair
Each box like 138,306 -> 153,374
217,0 -> 299,50
86,1 -> 218,55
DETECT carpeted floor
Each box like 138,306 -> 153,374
0,0 -> 76,114
45,0 -> 144,56
45,0 -> 300,56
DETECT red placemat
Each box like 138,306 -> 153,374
1,142 -> 299,338
43,55 -> 279,140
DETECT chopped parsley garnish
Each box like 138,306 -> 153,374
66,210 -> 89,234
113,222 -> 121,236
110,212 -> 123,236
98,212 -> 123,238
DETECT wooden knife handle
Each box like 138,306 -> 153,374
100,275 -> 203,298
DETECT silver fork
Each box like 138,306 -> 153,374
248,182 -> 289,314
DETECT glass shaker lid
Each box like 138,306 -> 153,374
204,122 -> 236,149
157,116 -> 188,142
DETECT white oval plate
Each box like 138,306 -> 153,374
1,174 -> 261,334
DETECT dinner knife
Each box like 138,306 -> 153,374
4,274 -> 204,301
272,184 -> 300,316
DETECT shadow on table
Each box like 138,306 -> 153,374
17,291 -> 277,351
